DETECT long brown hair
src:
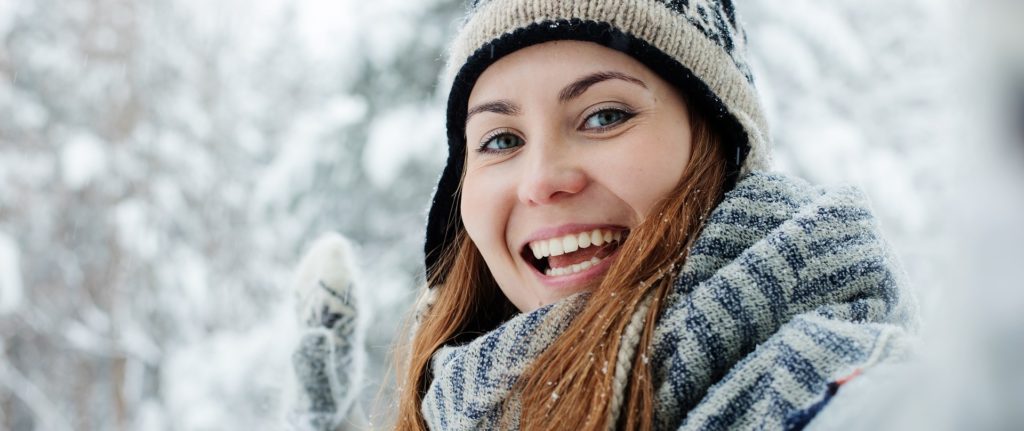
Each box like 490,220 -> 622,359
394,100 -> 729,430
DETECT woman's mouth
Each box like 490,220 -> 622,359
521,228 -> 628,277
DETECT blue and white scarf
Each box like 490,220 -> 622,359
421,172 -> 916,430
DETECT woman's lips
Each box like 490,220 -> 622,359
515,224 -> 629,289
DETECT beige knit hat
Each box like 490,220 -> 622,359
424,0 -> 771,284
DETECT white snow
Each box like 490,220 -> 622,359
10,90 -> 49,129
60,131 -> 108,190
178,249 -> 210,313
0,1 -> 16,36
115,199 -> 160,260
252,120 -> 320,213
294,1 -> 358,62
162,298 -> 299,430
63,320 -> 108,354
362,104 -> 445,188
253,97 -> 367,212
0,232 -> 23,315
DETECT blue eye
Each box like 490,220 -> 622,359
478,131 -> 524,153
583,109 -> 631,130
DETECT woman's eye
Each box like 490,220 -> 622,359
479,132 -> 524,153
583,109 -> 631,130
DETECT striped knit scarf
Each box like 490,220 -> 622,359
421,172 -> 916,430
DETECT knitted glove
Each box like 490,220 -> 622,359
289,233 -> 362,431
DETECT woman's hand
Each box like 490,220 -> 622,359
288,233 -> 362,430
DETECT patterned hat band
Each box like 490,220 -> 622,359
424,0 -> 771,283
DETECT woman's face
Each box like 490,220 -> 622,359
461,40 -> 692,312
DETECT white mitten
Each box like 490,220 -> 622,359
289,233 -> 363,431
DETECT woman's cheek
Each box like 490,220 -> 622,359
461,174 -> 510,256
460,179 -> 487,245
607,143 -> 685,221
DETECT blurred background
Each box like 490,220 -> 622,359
0,0 -> 1021,429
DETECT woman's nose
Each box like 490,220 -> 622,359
516,139 -> 587,206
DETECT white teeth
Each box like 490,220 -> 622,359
577,232 -> 591,248
546,266 -> 567,277
563,235 -> 579,254
543,254 -> 609,277
528,228 -> 626,259
549,238 -> 564,256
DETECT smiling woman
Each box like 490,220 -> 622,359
392,1 -> 918,430
461,41 -> 700,311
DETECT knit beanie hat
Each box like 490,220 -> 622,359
424,0 -> 771,284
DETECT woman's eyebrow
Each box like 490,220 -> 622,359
465,71 -> 646,125
558,71 -> 648,103
466,100 -> 521,123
